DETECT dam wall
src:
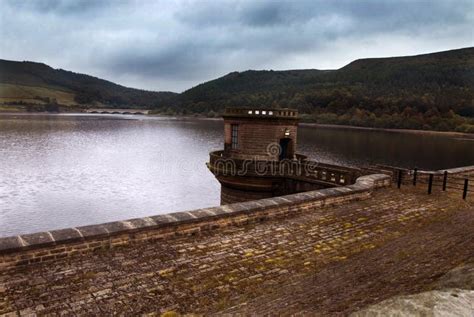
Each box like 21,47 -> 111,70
0,174 -> 391,270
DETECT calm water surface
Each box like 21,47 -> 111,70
1,114 -> 473,236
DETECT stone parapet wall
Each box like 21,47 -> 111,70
0,174 -> 391,271
209,150 -> 361,187
370,165 -> 474,185
418,165 -> 474,188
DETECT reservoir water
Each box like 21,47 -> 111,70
1,113 -> 473,237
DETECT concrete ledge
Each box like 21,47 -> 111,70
0,174 -> 390,269
415,165 -> 474,176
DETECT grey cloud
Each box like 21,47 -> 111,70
0,0 -> 473,92
104,43 -> 214,79
240,2 -> 288,27
178,0 -> 472,32
4,0 -> 118,15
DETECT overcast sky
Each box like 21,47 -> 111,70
1,0 -> 473,92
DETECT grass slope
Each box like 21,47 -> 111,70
0,59 -> 178,109
0,83 -> 76,105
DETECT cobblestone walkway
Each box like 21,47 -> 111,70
0,187 -> 472,316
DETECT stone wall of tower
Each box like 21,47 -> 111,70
223,119 -> 298,160
220,185 -> 273,205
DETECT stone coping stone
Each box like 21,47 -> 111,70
0,237 -> 23,252
50,228 -> 83,243
77,224 -> 109,238
444,165 -> 474,174
0,174 -> 390,255
150,215 -> 175,226
416,165 -> 474,175
21,232 -> 54,247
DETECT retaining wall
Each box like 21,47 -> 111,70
0,174 -> 391,271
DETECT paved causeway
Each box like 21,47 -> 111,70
0,187 -> 473,316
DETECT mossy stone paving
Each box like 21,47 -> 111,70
0,187 -> 472,316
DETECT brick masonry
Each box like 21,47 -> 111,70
225,121 -> 298,160
220,184 -> 274,205
0,177 -> 471,315
0,167 -> 472,315
222,108 -> 299,160
0,174 -> 390,271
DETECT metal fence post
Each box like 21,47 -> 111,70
397,169 -> 402,189
442,171 -> 448,191
413,168 -> 418,186
463,179 -> 469,200
428,174 -> 433,194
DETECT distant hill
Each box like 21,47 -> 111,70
1,47 -> 473,132
0,60 -> 178,109
180,47 -> 474,131
181,47 -> 473,114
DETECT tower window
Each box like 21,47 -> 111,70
231,124 -> 239,149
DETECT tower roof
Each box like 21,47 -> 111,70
223,108 -> 298,120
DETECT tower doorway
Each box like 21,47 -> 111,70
279,138 -> 292,160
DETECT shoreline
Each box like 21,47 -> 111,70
1,110 -> 473,137
301,122 -> 474,138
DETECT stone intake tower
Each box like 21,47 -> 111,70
208,108 -> 361,204
222,108 -> 298,161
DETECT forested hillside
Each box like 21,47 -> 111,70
178,47 -> 474,132
1,47 -> 473,132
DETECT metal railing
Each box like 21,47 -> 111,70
394,166 -> 473,200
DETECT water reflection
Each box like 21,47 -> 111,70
0,114 -> 473,236
0,114 -> 223,236
299,126 -> 474,169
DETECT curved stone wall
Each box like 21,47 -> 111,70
0,174 -> 391,270
220,185 -> 274,205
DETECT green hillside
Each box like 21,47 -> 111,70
178,47 -> 474,132
0,60 -> 178,110
1,47 -> 473,132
